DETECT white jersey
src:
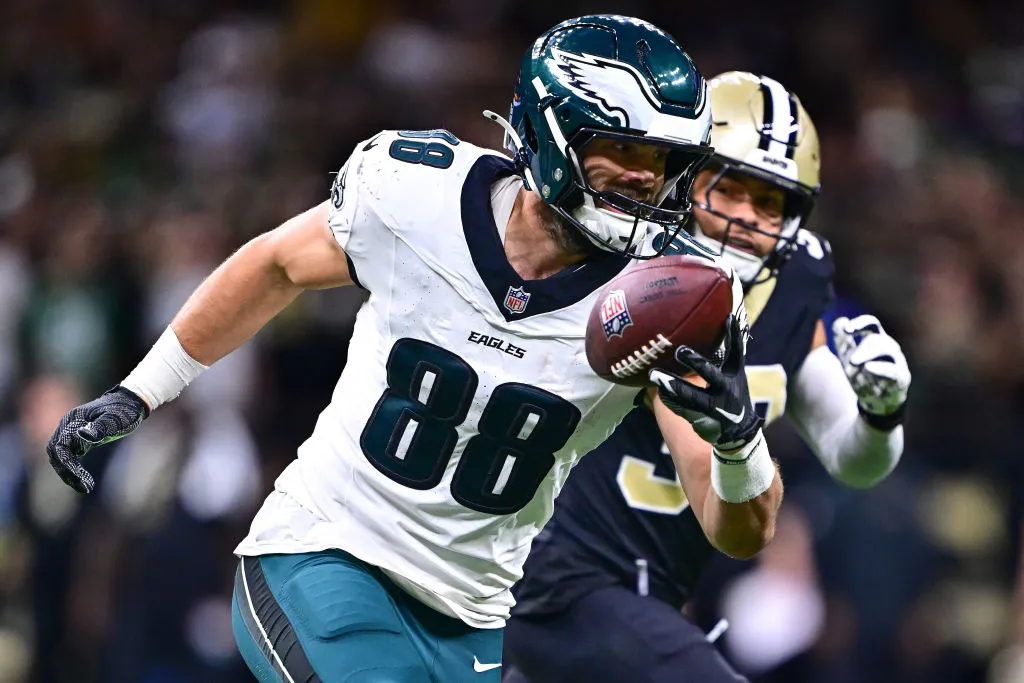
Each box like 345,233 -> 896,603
234,130 -> 735,628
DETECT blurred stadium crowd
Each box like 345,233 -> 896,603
1,0 -> 1023,681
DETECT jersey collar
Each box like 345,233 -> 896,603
461,155 -> 630,322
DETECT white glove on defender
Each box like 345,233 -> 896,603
832,315 -> 910,417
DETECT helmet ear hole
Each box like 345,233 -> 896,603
523,116 -> 539,153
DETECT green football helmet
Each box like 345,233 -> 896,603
486,15 -> 714,258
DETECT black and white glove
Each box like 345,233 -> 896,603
46,386 -> 150,494
650,315 -> 763,452
833,315 -> 911,431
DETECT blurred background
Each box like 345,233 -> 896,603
0,0 -> 1023,681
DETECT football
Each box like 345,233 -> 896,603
585,255 -> 734,387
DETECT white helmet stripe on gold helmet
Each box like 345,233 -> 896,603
759,77 -> 799,163
739,77 -> 802,184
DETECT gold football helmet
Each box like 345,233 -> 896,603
691,71 -> 821,284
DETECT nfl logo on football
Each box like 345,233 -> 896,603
504,286 -> 531,314
601,289 -> 633,339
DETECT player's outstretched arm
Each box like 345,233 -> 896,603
46,200 -> 352,493
648,316 -> 783,559
170,201 -> 350,366
788,318 -> 909,488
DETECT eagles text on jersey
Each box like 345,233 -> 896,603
234,130 -> 738,628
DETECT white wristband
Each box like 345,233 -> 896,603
711,430 -> 776,503
121,327 -> 208,410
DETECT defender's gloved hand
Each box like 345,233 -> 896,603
650,315 -> 763,451
832,314 -> 911,430
46,386 -> 150,494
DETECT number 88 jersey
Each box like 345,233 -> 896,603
234,130 -> 662,628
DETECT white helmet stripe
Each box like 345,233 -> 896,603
759,76 -> 797,160
532,75 -> 582,202
531,76 -> 570,153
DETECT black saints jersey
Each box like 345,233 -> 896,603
513,232 -> 834,615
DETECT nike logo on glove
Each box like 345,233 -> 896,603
715,406 -> 745,424
473,657 -> 502,673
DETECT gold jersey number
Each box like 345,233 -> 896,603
617,364 -> 788,515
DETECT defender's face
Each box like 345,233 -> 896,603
692,169 -> 786,258
581,137 -> 668,206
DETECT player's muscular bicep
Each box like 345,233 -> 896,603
266,200 -> 353,290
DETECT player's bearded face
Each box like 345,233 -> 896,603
581,138 -> 667,208
691,169 -> 786,258
530,190 -> 595,256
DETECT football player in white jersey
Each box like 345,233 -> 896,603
45,16 -> 785,683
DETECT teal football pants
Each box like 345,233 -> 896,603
231,550 -> 504,682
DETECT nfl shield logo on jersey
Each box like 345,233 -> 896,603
504,286 -> 531,314
600,289 -> 633,339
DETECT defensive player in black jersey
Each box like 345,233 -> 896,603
502,72 -> 912,683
